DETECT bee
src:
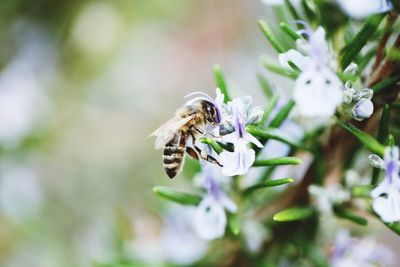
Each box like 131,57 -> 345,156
151,92 -> 222,178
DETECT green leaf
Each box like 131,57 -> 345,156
384,222 -> 400,235
287,60 -> 301,72
371,210 -> 400,235
284,0 -> 301,21
352,185 -> 373,198
356,47 -> 377,75
199,137 -> 223,154
153,186 -> 201,206
259,20 -> 286,53
340,14 -> 385,70
260,95 -> 279,125
246,125 -> 305,149
263,61 -> 299,79
301,0 -> 319,22
228,212 -> 241,235
253,157 -> 301,167
269,99 -> 295,128
334,206 -> 368,226
244,177 -> 294,194
387,134 -> 395,146
214,65 -> 230,103
387,48 -> 400,61
273,206 -> 314,222
280,22 -> 301,40
257,73 -> 274,98
337,121 -> 385,156
377,104 -> 391,143
372,74 -> 400,94
372,104 -> 391,184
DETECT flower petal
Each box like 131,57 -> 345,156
243,132 -> 264,148
372,187 -> 400,223
293,64 -> 343,118
193,196 -> 227,240
337,0 -> 393,19
219,194 -> 237,213
220,139 -> 255,176
278,49 -> 311,71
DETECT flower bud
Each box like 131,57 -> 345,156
352,98 -> 373,121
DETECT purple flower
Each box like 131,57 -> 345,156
219,98 -> 263,176
369,147 -> 400,223
193,164 -> 237,240
279,26 -> 344,118
337,0 -> 393,19
330,229 -> 395,267
161,207 -> 208,265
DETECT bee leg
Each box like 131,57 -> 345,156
186,147 -> 199,160
193,145 -> 223,167
194,127 -> 219,138
190,132 -> 222,167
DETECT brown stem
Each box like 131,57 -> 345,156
372,12 -> 398,71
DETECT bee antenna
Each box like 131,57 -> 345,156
184,91 -> 215,106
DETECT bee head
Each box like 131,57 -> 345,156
202,100 -> 220,125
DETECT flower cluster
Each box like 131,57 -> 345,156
343,81 -> 374,121
148,1 -> 400,266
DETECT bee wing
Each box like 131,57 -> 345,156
151,116 -> 193,149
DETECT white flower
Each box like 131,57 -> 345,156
293,63 -> 343,118
242,220 -> 270,253
161,207 -> 208,265
337,0 -> 393,19
280,26 -> 344,118
330,229 -> 395,267
219,95 -> 263,135
193,165 -> 237,240
370,146 -> 400,223
219,98 -> 263,176
285,26 -> 337,70
308,184 -> 350,213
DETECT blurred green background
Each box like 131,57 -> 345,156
0,1 -> 273,266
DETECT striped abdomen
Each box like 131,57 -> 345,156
163,131 -> 188,178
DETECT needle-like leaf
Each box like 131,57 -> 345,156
214,65 -> 231,103
253,157 -> 301,167
273,206 -> 314,222
280,22 -> 302,40
337,121 -> 385,156
246,125 -> 305,149
153,186 -> 202,206
269,99 -> 295,128
334,206 -> 368,226
200,137 -> 223,154
340,14 -> 385,70
244,177 -> 294,194
228,212 -> 241,235
259,20 -> 286,53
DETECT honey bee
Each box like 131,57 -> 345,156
151,92 -> 222,178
